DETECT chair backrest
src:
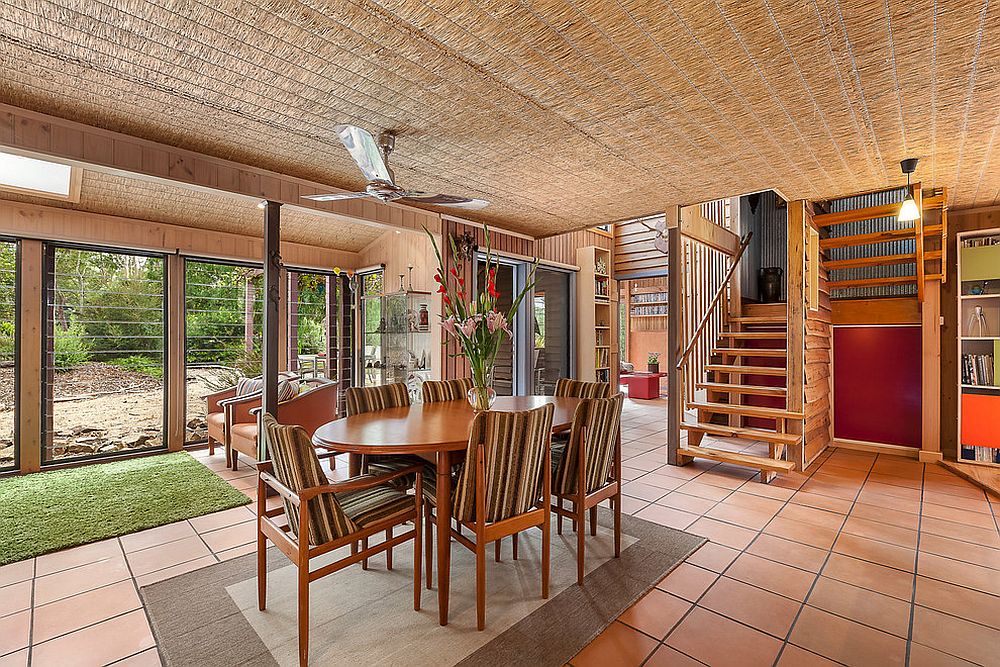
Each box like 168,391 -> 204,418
421,378 -> 473,403
554,393 -> 624,496
555,378 -> 612,399
345,382 -> 411,416
261,414 -> 354,544
452,403 -> 554,523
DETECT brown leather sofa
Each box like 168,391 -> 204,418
226,379 -> 339,470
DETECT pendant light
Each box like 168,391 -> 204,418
897,158 -> 920,222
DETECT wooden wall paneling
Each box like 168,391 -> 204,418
165,254 -> 185,451
831,297 -> 921,325
786,200 -> 807,469
680,207 -> 741,255
921,280 -> 942,462
0,201 -> 360,272
802,205 -> 833,467
16,240 -> 42,473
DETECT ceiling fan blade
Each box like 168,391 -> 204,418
301,191 -> 373,202
399,192 -> 490,210
334,124 -> 393,184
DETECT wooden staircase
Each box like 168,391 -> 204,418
679,304 -> 800,482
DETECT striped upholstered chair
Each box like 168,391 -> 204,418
554,377 -> 613,399
550,393 -> 624,584
421,378 -> 473,403
256,414 -> 423,667
345,383 -> 424,482
447,403 -> 554,630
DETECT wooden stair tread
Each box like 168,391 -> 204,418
717,331 -> 786,339
714,348 -> 787,357
689,400 -> 803,420
677,445 -> 797,473
698,382 -> 787,397
680,422 -> 802,446
706,364 -> 786,376
729,316 -> 787,325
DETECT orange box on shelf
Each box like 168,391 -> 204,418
961,393 -> 1000,448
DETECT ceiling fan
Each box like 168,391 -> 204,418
302,125 -> 489,210
640,217 -> 670,254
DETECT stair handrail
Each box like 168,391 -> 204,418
676,231 -> 753,371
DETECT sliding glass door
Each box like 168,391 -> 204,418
42,245 -> 166,463
532,267 -> 574,395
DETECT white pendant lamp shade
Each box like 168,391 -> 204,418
898,194 -> 920,222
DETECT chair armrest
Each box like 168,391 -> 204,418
226,393 -> 263,427
299,464 -> 424,501
205,386 -> 238,413
260,471 -> 302,506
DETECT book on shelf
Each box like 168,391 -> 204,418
961,235 -> 1000,248
962,353 -> 996,386
631,291 -> 668,303
631,305 -> 668,316
960,445 -> 1000,464
594,348 -> 610,369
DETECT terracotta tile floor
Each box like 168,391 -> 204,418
1,397 -> 998,666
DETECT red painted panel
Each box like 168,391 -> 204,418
833,326 -> 921,448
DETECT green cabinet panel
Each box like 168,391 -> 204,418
960,245 -> 1000,282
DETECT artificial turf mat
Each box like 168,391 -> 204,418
0,452 -> 251,566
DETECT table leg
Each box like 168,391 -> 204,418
436,450 -> 451,626
348,453 -> 361,477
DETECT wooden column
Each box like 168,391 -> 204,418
664,205 -> 684,466
17,240 -> 43,473
259,201 -> 282,460
165,253 -> 185,451
920,279 -> 942,462
786,201 -> 806,472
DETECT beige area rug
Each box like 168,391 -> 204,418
142,509 -> 705,667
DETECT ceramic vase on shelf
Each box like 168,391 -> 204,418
968,305 -> 989,337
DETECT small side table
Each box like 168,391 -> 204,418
620,372 -> 665,400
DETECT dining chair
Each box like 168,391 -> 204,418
345,383 -> 424,483
551,393 -> 624,584
257,414 -> 423,667
554,377 -> 613,399
421,377 -> 473,403
439,403 -> 554,630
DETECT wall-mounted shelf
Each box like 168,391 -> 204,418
578,245 -> 616,385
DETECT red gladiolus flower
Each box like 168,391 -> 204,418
443,295 -> 451,306
437,284 -> 447,293
458,277 -> 465,286
434,273 -> 442,283
449,267 -> 459,277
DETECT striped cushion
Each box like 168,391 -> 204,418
452,404 -> 554,523
337,484 -> 413,527
262,414 -> 353,544
235,376 -> 299,402
345,383 -> 411,416
555,378 -> 612,399
553,394 -> 624,496
422,378 -> 473,403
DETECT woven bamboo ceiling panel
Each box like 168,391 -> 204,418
0,169 -> 384,251
1,1 -> 997,236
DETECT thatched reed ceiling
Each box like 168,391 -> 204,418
0,168 -> 384,252
0,1 -> 997,235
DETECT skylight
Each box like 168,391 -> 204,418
0,152 -> 74,197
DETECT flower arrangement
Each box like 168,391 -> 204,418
426,226 -> 536,410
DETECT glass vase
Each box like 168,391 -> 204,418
467,366 -> 496,411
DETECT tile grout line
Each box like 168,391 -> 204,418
904,459 -> 927,666
769,451 -> 880,666
635,441 -> 838,666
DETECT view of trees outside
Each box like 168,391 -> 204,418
185,260 -> 263,443
0,241 -> 15,470
44,247 -> 165,462
288,270 -> 334,380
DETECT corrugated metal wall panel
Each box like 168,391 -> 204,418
740,191 -> 786,302
826,187 -> 915,299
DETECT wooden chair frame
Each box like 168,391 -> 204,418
257,461 -> 423,667
427,441 -> 551,631
552,426 -> 623,584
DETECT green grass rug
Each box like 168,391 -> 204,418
0,452 -> 251,566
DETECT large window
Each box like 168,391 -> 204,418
288,269 -> 337,382
532,267 -> 573,395
0,240 -> 16,472
360,269 -> 384,386
43,246 -> 166,463
184,260 -> 262,444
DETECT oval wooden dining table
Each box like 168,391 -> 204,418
311,395 -> 584,626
